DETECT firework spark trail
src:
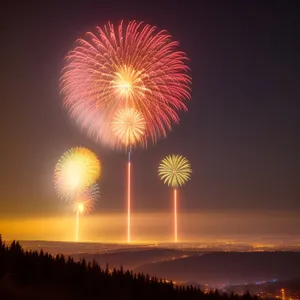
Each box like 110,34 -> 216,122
158,154 -> 192,242
127,160 -> 131,242
174,188 -> 177,242
60,20 -> 191,148
76,209 -> 80,242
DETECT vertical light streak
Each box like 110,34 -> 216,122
174,188 -> 178,242
127,160 -> 131,242
158,155 -> 191,242
76,209 -> 79,242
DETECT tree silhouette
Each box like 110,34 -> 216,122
0,236 -> 257,300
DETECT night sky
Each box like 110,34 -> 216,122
1,1 -> 300,219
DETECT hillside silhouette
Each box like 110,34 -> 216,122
71,248 -> 191,270
135,252 -> 300,285
0,235 -> 258,300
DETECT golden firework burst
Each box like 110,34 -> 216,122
158,154 -> 192,188
111,107 -> 146,147
54,147 -> 100,200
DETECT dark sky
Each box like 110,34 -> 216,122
1,1 -> 299,216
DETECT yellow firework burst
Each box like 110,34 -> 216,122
158,154 -> 192,188
54,147 -> 100,200
112,65 -> 149,99
111,107 -> 146,147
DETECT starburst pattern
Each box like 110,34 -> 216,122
54,147 -> 100,200
158,154 -> 192,188
60,20 -> 191,148
72,183 -> 99,214
111,107 -> 146,148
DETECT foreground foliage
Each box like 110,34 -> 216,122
0,235 -> 256,300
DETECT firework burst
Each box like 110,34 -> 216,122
158,154 -> 192,188
60,20 -> 191,147
111,107 -> 146,148
72,183 -> 99,214
54,147 -> 100,200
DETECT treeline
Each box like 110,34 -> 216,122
0,235 -> 257,300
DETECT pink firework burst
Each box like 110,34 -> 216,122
60,20 -> 191,149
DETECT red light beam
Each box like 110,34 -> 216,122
127,161 -> 131,242
76,209 -> 79,242
174,188 -> 178,242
